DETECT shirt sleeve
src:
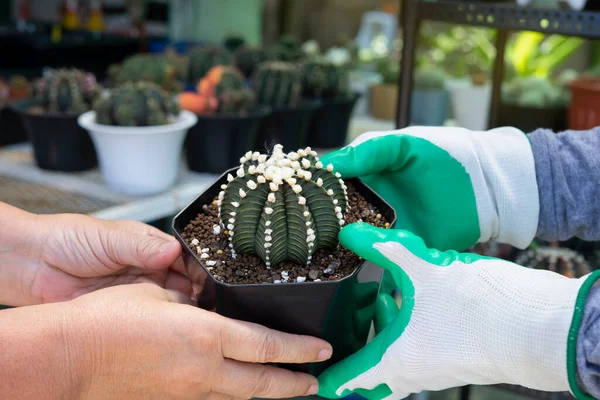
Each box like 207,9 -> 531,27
577,285 -> 600,398
528,128 -> 600,242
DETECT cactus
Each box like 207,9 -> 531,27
300,59 -> 350,99
115,54 -> 181,92
414,67 -> 446,90
253,61 -> 301,108
235,46 -> 270,79
9,75 -> 30,99
32,68 -> 100,114
93,82 -> 179,126
197,66 -> 255,114
217,145 -> 349,267
188,46 -> 234,84
515,246 -> 591,278
271,34 -> 304,62
223,34 -> 246,52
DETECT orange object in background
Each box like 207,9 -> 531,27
179,92 -> 219,115
568,77 -> 600,130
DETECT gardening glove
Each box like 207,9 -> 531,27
319,126 -> 539,251
317,223 -> 600,400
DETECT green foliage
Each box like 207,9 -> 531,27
93,82 -> 179,127
217,145 -> 349,267
113,54 -> 182,92
235,46 -> 270,79
300,59 -> 350,99
253,61 -> 301,108
32,68 -> 100,114
223,34 -> 246,52
375,58 -> 400,85
218,88 -> 256,114
188,46 -> 234,84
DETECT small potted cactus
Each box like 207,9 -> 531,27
410,66 -> 450,126
235,45 -> 270,80
109,54 -> 182,93
252,61 -> 321,151
270,34 -> 305,63
12,68 -> 100,171
299,59 -> 359,148
78,82 -> 197,195
187,46 -> 235,89
179,66 -> 269,173
173,144 -> 396,374
515,246 -> 591,278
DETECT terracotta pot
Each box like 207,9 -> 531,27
369,83 -> 397,120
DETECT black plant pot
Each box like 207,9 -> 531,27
0,104 -> 28,147
173,167 -> 397,376
253,99 -> 321,152
185,108 -> 270,174
496,103 -> 567,133
305,93 -> 359,149
12,100 -> 97,172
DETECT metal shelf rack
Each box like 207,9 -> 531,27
396,1 -> 599,399
396,0 -> 600,129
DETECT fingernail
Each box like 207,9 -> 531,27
306,384 -> 319,396
317,348 -> 332,361
159,240 -> 176,253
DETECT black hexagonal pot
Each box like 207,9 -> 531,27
172,167 -> 396,376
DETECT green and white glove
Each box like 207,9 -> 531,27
317,223 -> 600,400
320,126 -> 539,251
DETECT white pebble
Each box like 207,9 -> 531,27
191,238 -> 199,245
297,277 -> 306,283
314,279 -> 321,282
247,180 -> 257,190
213,225 -> 221,234
281,271 -> 289,277
200,253 -> 209,259
201,248 -> 210,253
265,207 -> 274,215
274,280 -> 282,284
239,188 -> 247,198
206,261 -> 217,267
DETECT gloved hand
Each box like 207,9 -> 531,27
320,126 -> 539,251
317,223 -> 600,400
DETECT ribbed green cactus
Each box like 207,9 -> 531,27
414,67 -> 446,90
33,68 -> 100,114
300,59 -> 349,99
217,145 -> 349,267
188,47 -> 234,84
115,54 -> 181,92
218,88 -> 256,114
271,34 -> 304,62
253,61 -> 301,108
93,82 -> 179,126
235,46 -> 270,79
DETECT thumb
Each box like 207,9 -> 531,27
108,229 -> 181,270
319,132 -> 407,178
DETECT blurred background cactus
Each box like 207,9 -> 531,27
253,61 -> 302,108
187,46 -> 235,85
235,46 -> 270,79
93,82 -> 179,126
515,246 -> 591,278
223,34 -> 247,53
111,54 -> 182,93
9,75 -> 31,100
300,59 -> 350,99
414,66 -> 447,90
217,145 -> 348,267
271,34 -> 305,62
32,68 -> 100,114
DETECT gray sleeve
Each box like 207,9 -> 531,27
528,128 -> 600,241
577,285 -> 600,399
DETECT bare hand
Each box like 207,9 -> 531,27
68,283 -> 332,400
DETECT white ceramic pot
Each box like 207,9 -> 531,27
78,110 -> 198,196
449,83 -> 492,131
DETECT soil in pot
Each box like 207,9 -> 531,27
181,181 -> 390,284
14,100 -> 97,171
305,93 -> 359,149
253,100 -> 321,153
185,108 -> 270,174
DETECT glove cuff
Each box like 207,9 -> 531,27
568,270 -> 600,400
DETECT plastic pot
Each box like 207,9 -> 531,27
305,93 -> 360,149
370,83 -> 398,121
496,103 -> 567,132
449,82 -> 491,131
253,100 -> 321,152
172,168 -> 397,375
12,99 -> 97,171
411,89 -> 450,126
78,110 -> 197,196
568,77 -> 600,130
185,108 -> 270,174
0,104 -> 28,147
